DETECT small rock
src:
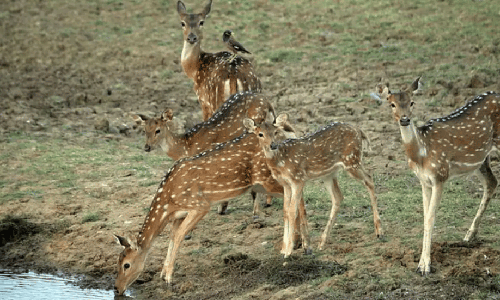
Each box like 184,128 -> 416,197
467,75 -> 484,89
69,93 -> 87,107
50,95 -> 68,108
9,88 -> 23,100
94,118 -> 110,132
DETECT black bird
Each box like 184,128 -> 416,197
222,30 -> 251,62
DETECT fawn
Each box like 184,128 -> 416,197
244,114 -> 383,257
379,77 -> 499,275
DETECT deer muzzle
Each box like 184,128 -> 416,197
186,33 -> 198,44
114,286 -> 124,296
399,116 -> 411,126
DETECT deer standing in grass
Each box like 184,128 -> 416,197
114,126 -> 310,296
177,0 -> 262,121
244,115 -> 383,256
132,91 -> 296,215
378,77 -> 499,275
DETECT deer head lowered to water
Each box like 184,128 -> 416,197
244,114 -> 383,257
378,77 -> 499,275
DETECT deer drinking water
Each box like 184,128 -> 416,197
132,91 -> 296,215
114,125 -> 310,296
378,77 -> 499,275
244,115 -> 383,257
177,0 -> 262,120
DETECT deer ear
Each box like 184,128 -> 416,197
376,84 -> 390,100
177,1 -> 187,15
275,113 -> 288,127
243,118 -> 256,133
202,0 -> 212,16
404,76 -> 422,94
411,76 -> 423,94
162,109 -> 174,121
131,114 -> 147,127
114,235 -> 137,250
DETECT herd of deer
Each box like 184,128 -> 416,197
113,0 -> 500,296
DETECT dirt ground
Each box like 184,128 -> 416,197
1,0 -> 500,299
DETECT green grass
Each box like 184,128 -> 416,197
82,212 -> 100,223
298,168 -> 500,247
0,132 -> 171,204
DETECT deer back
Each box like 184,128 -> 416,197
193,53 -> 262,120
389,90 -> 500,171
139,132 -> 284,229
137,92 -> 276,160
259,122 -> 366,181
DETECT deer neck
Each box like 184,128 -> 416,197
260,143 -> 284,169
164,133 -> 191,161
136,202 -> 170,250
181,41 -> 203,80
399,122 -> 427,165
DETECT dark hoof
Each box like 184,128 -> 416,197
416,267 -> 432,276
303,247 -> 313,256
184,235 -> 191,240
293,240 -> 302,250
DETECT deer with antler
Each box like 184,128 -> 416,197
244,114 -> 383,256
132,91 -> 296,215
177,0 -> 262,121
378,77 -> 499,275
114,124 -> 310,296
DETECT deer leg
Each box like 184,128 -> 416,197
421,183 -> 432,222
160,210 -> 208,284
464,157 -> 498,242
320,174 -> 344,250
161,217 -> 183,282
349,167 -> 383,238
417,181 -> 444,276
296,196 -> 311,254
252,191 -> 265,217
217,201 -> 229,215
265,195 -> 273,207
281,184 -> 292,255
283,182 -> 304,258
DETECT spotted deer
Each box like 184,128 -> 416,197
177,0 -> 262,120
132,91 -> 297,215
378,77 -> 499,275
244,115 -> 383,257
113,127 -> 310,296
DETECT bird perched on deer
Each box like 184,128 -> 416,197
222,30 -> 251,63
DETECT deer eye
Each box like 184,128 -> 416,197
124,263 -> 130,270
155,129 -> 161,135
199,21 -> 204,26
258,133 -> 264,137
180,22 -> 186,27
390,103 -> 396,108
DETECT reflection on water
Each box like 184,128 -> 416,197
0,270 -> 127,300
